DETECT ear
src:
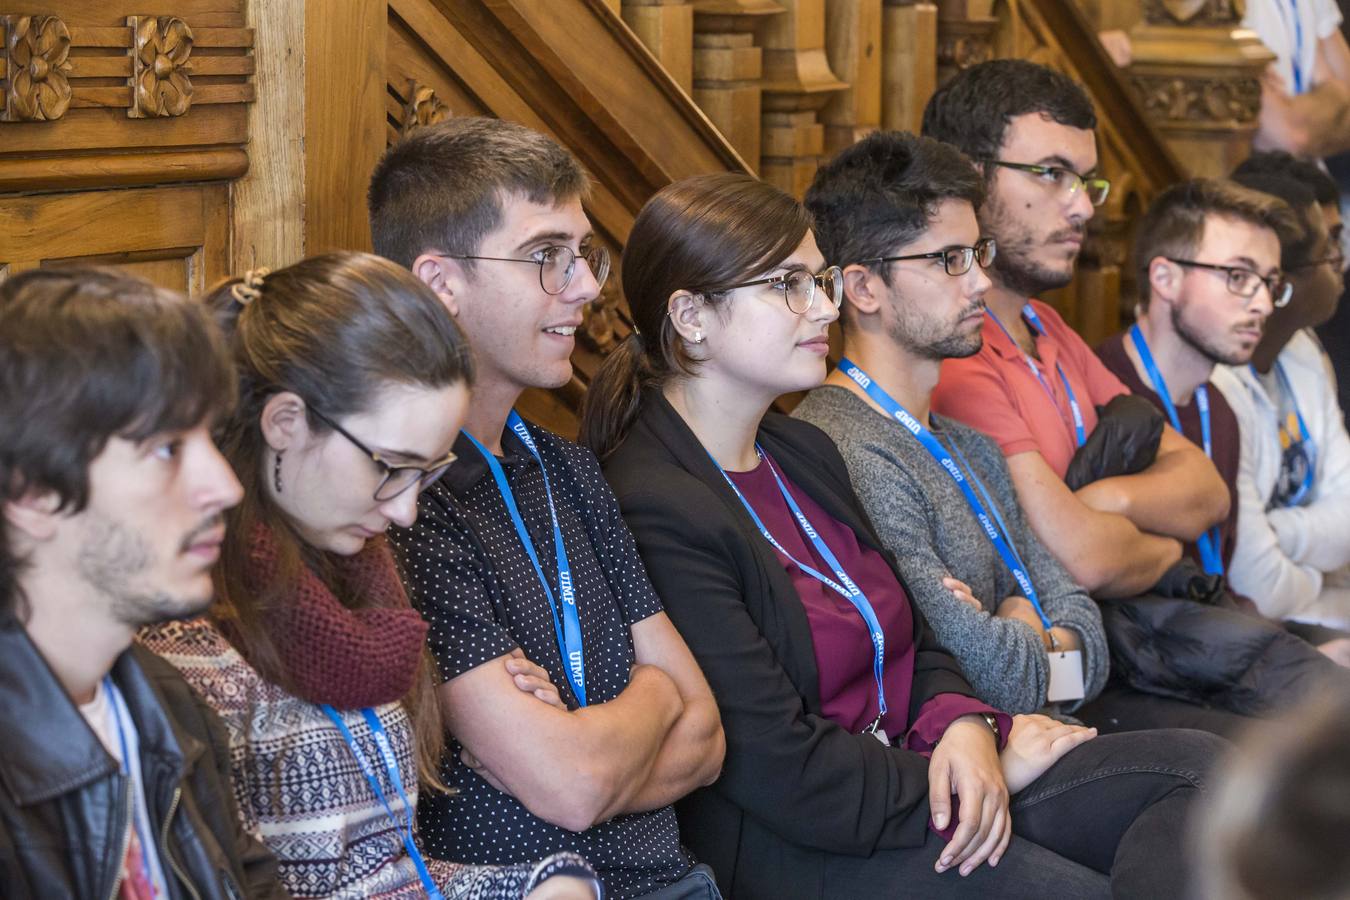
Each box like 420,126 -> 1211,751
841,264 -> 884,317
3,490 -> 62,545
412,253 -> 465,318
1146,256 -> 1180,307
259,391 -> 312,453
666,290 -> 709,344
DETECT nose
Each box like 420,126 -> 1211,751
563,255 -> 603,306
1250,284 -> 1276,319
811,285 -> 841,325
380,486 -> 420,529
200,438 -> 244,512
1068,179 -> 1096,222
967,264 -> 993,298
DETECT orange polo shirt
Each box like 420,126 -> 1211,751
932,299 -> 1129,478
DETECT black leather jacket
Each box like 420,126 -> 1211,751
0,623 -> 286,899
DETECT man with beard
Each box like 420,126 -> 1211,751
922,59 -> 1230,601
0,268 -> 283,897
1210,169 -> 1350,632
1096,179 -> 1296,592
795,131 -> 1111,717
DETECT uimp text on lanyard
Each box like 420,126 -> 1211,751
838,358 -> 1085,703
1256,361 -> 1318,506
710,446 -> 892,743
464,411 -> 587,706
1128,325 -> 1225,576
987,304 -> 1086,448
321,706 -> 444,900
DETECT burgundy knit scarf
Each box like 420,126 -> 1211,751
238,524 -> 428,708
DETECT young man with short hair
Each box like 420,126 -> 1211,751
369,117 -> 724,899
921,59 -> 1231,600
1209,168 -> 1350,632
0,267 -> 282,898
794,130 -> 1109,716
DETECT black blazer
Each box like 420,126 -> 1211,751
603,391 -> 978,900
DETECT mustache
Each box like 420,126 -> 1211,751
1047,224 -> 1087,243
959,300 -> 987,319
179,513 -> 225,552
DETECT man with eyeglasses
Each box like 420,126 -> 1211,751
367,117 -> 725,900
796,130 -> 1112,718
1206,166 -> 1350,636
921,59 -> 1231,604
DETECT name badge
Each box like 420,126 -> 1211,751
1046,650 -> 1085,703
872,728 -> 890,746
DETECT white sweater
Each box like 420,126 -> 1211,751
1212,330 -> 1350,627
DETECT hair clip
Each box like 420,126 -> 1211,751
230,267 -> 271,307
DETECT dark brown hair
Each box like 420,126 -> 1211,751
206,251 -> 473,789
1133,178 -> 1299,310
579,173 -> 812,460
368,116 -> 590,269
0,267 -> 233,623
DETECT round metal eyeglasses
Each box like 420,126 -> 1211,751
441,245 -> 611,295
717,265 -> 845,315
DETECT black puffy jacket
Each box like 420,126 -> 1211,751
0,623 -> 286,899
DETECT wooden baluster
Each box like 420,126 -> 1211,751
1126,0 -> 1273,176
821,0 -> 882,155
759,0 -> 847,195
881,0 -> 938,133
691,0 -> 780,173
622,0 -> 695,94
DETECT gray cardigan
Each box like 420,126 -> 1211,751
794,385 -> 1108,712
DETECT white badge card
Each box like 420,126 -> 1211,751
1046,650 -> 1086,703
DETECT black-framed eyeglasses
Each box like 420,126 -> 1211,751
440,245 -> 611,295
717,265 -> 844,315
308,408 -> 457,501
1165,257 -> 1293,308
985,160 -> 1111,207
858,237 -> 997,276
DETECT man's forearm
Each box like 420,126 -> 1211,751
599,693 -> 725,818
1258,81 -> 1350,158
1075,448 -> 1227,541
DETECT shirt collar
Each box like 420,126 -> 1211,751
440,422 -> 539,496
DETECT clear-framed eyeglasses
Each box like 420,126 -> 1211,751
308,407 -> 457,501
440,244 -> 612,295
718,265 -> 845,315
1165,257 -> 1293,308
858,237 -> 997,277
985,160 -> 1111,208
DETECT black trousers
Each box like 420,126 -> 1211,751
820,728 -> 1224,899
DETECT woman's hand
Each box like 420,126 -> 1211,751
1000,713 -> 1097,795
928,715 -> 1011,876
505,648 -> 566,709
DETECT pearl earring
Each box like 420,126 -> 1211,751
693,331 -> 705,344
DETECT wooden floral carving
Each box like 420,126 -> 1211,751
401,80 -> 450,136
2,15 -> 73,122
579,280 -> 625,355
128,16 -> 194,118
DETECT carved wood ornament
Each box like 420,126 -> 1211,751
128,16 -> 194,118
1143,0 -> 1245,26
401,80 -> 449,136
2,15 -> 73,122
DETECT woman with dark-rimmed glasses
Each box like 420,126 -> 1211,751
141,252 -> 599,900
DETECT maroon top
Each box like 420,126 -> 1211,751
1097,332 -> 1241,571
726,454 -> 1004,753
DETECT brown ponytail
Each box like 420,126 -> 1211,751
580,173 -> 812,459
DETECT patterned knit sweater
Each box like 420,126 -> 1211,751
140,618 -> 596,899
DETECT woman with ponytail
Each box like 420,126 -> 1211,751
581,173 -> 1218,899
141,252 -> 599,899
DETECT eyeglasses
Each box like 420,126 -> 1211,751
718,265 -> 845,315
1165,258 -> 1293,308
985,160 -> 1111,207
441,245 -> 611,295
858,237 -> 997,276
308,408 -> 457,501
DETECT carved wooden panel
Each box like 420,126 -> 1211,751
127,15 -> 194,118
2,15 -> 73,121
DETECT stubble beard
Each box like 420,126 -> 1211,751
77,513 -> 213,630
983,196 -> 1080,298
1171,300 -> 1253,367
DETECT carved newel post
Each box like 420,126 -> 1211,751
1127,0 -> 1274,177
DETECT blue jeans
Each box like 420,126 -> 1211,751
819,729 -> 1223,898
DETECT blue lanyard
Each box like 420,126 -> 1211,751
839,359 -> 1055,634
104,677 -> 160,891
987,306 -> 1086,447
1278,0 -> 1307,93
1129,325 -> 1225,575
1267,361 -> 1318,505
464,412 -> 587,706
711,445 -> 889,729
321,705 -> 444,900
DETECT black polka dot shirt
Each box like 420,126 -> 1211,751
389,420 -> 693,899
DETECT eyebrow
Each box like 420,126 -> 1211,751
1225,256 -> 1260,270
514,230 -> 592,252
370,444 -> 434,465
1035,155 -> 1096,175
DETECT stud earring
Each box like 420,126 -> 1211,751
693,331 -> 705,344
273,450 -> 284,493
